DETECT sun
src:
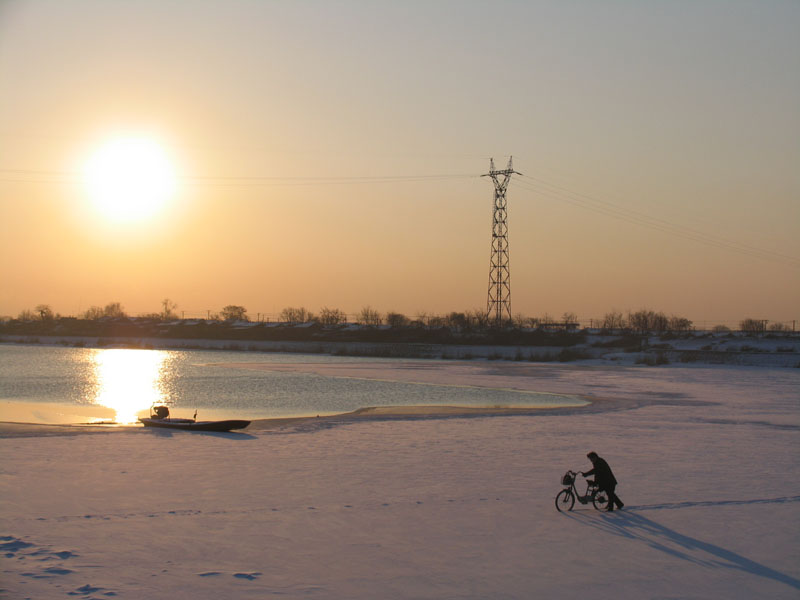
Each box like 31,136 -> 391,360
83,137 -> 177,222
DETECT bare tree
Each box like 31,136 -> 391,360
357,306 -> 382,326
601,311 -> 625,333
35,304 -> 54,321
445,312 -> 469,330
628,310 -> 664,334
83,306 -> 104,320
668,315 -> 693,332
627,310 -> 650,335
652,312 -> 669,333
511,313 -> 528,329
103,302 -> 126,319
280,307 -> 313,323
627,309 -> 676,334
385,311 -> 410,328
318,307 -> 346,326
221,305 -> 249,322
426,315 -> 445,329
161,298 -> 178,321
739,318 -> 767,334
17,309 -> 36,321
467,309 -> 490,330
562,312 -> 578,325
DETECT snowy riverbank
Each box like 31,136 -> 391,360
2,332 -> 799,367
2,363 -> 799,599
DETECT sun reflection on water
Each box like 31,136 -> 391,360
90,349 -> 171,423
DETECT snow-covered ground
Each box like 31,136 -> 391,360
2,363 -> 799,599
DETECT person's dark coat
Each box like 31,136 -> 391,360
584,457 -> 617,489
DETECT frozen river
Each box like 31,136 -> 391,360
0,344 -> 587,424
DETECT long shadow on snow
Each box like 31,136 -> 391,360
563,500 -> 800,591
143,428 -> 257,440
628,495 -> 800,512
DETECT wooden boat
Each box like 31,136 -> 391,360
139,405 -> 250,432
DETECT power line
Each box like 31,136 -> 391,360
0,169 -> 477,186
2,165 -> 796,268
513,174 -> 800,269
181,174 -> 477,187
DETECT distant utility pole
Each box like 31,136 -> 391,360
483,156 -> 521,327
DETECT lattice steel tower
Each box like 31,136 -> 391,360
483,157 -> 520,326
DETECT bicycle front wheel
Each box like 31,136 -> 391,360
555,489 -> 575,512
592,489 -> 609,511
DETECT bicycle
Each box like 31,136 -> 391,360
555,470 -> 609,512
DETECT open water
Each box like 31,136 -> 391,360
0,343 -> 585,424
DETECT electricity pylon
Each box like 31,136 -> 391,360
483,156 -> 520,327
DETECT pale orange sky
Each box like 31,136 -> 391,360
1,1 -> 798,327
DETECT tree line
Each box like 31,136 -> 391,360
8,301 -> 795,334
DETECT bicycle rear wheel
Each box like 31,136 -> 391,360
592,489 -> 609,510
555,490 -> 575,512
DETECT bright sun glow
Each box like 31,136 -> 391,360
91,348 -> 171,423
83,137 -> 176,222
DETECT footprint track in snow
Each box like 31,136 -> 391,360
2,534 -> 118,597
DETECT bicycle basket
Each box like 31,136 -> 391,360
561,471 -> 574,485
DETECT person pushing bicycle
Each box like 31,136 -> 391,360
581,451 -> 624,512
